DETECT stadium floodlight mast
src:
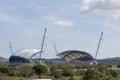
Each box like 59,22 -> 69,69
93,32 -> 103,65
9,41 -> 13,55
53,43 -> 58,55
39,28 -> 47,64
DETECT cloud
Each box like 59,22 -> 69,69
54,20 -> 74,27
0,13 -> 17,22
21,29 -> 43,38
80,0 -> 120,17
27,2 -> 44,10
41,15 -> 58,21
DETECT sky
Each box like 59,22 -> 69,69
0,0 -> 120,59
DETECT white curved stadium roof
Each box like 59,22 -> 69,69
13,49 -> 40,59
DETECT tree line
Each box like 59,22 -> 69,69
0,63 -> 120,80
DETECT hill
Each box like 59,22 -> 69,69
98,57 -> 120,64
1,56 -> 120,64
0,56 -> 8,63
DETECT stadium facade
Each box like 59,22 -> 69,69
57,50 -> 94,62
9,49 -> 94,63
9,49 -> 40,63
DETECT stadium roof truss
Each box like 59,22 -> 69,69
57,50 -> 94,62
9,49 -> 41,63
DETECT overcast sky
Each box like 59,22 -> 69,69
0,0 -> 120,59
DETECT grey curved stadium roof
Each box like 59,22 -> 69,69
57,50 -> 94,62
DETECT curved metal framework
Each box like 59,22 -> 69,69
57,50 -> 94,62
9,28 -> 47,64
9,49 -> 40,63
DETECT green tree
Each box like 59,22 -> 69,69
50,65 -> 57,74
0,65 -> 14,76
82,66 -> 115,80
16,65 -> 34,77
51,70 -> 62,79
109,69 -> 119,78
66,64 -> 75,70
0,66 -> 9,74
69,76 -> 74,80
62,68 -> 73,77
33,64 -> 48,78
82,68 -> 101,80
57,64 -> 65,69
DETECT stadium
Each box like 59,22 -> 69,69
9,29 -> 102,64
9,28 -> 46,64
57,50 -> 94,62
9,49 -> 94,64
9,49 -> 41,63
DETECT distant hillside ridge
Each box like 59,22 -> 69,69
1,56 -> 120,64
98,57 -> 120,64
0,56 -> 8,63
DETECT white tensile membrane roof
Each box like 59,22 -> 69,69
13,49 -> 40,59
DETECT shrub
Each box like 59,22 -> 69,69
62,68 -> 73,77
33,64 -> 48,78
